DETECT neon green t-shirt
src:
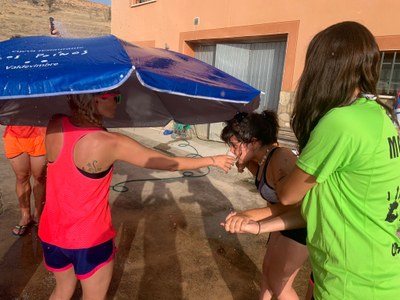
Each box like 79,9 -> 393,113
297,98 -> 400,300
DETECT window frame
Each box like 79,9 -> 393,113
130,0 -> 157,7
378,51 -> 400,99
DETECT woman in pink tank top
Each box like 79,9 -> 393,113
39,91 -> 235,300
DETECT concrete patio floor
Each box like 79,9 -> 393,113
0,126 -> 311,299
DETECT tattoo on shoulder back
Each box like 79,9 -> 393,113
82,160 -> 101,173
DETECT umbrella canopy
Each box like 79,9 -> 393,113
0,35 -> 260,127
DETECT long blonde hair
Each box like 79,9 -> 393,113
68,94 -> 102,127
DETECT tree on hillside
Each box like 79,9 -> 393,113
46,0 -> 57,13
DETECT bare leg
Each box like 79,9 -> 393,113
260,278 -> 273,300
50,267 -> 78,300
30,155 -> 47,223
80,258 -> 114,300
9,153 -> 32,227
261,232 -> 309,300
260,261 -> 273,300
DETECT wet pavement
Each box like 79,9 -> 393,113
0,126 -> 311,299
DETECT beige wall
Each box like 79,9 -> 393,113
112,0 -> 400,92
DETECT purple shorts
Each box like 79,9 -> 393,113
41,239 -> 116,280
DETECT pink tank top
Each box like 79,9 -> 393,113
39,117 -> 116,249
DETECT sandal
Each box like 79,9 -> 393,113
12,223 -> 31,236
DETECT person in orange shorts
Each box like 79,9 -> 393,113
3,125 -> 47,236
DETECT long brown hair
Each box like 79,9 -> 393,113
291,21 -> 392,151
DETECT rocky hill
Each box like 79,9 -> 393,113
0,0 -> 111,41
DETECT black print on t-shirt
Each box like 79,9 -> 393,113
392,242 -> 400,256
386,187 -> 399,223
385,201 -> 399,223
388,135 -> 400,159
386,187 -> 400,257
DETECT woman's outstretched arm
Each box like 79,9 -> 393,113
221,205 -> 305,235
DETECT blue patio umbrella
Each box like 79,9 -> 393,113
0,35 -> 260,127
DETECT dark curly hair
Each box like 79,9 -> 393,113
221,110 -> 279,146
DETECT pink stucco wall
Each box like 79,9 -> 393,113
112,0 -> 400,91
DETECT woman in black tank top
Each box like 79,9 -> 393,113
220,110 -> 311,300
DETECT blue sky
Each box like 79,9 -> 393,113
90,0 -> 111,6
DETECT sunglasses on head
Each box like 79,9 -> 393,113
98,92 -> 122,104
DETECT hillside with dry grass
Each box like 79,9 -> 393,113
0,0 -> 110,41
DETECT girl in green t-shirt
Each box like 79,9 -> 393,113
276,21 -> 400,300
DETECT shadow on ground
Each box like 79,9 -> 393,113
0,129 -> 310,299
107,164 -> 262,300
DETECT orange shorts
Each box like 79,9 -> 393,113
3,134 -> 46,159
